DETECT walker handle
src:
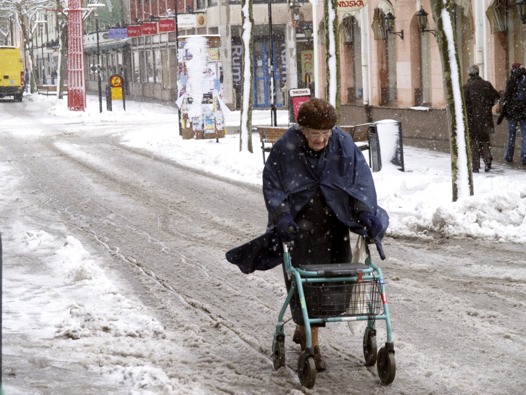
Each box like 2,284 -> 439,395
374,238 -> 386,260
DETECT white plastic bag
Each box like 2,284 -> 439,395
348,235 -> 368,334
351,235 -> 368,264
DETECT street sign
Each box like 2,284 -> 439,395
109,74 -> 123,88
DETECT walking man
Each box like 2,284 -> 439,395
463,65 -> 500,172
499,63 -> 526,165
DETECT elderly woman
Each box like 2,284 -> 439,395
227,98 -> 387,372
262,98 -> 387,371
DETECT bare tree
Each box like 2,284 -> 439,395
239,0 -> 254,153
324,0 -> 340,111
429,0 -> 473,201
0,0 -> 67,96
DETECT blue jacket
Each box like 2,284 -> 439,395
226,126 -> 388,274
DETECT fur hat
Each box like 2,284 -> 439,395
297,98 -> 338,130
512,62 -> 522,70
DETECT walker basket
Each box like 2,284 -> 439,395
303,280 -> 384,318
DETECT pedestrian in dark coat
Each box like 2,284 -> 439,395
226,98 -> 388,372
463,65 -> 500,173
498,63 -> 526,164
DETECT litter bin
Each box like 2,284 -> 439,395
374,120 -> 405,172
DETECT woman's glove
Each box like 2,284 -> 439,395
275,213 -> 299,241
358,211 -> 383,240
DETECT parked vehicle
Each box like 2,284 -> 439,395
0,46 -> 25,102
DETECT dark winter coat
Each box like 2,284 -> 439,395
463,75 -> 500,139
226,126 -> 388,274
500,68 -> 526,122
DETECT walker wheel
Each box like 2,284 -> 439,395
297,351 -> 316,388
377,347 -> 396,384
272,335 -> 285,370
363,329 -> 377,366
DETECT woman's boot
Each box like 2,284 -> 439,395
292,325 -> 306,350
311,327 -> 326,371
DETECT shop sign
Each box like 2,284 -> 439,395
108,28 -> 128,39
177,14 -> 196,29
127,25 -> 141,37
337,0 -> 368,12
159,18 -> 175,32
141,22 -> 158,35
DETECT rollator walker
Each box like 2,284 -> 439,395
271,236 -> 396,389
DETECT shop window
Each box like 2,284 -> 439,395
154,48 -> 162,83
132,50 -> 140,83
161,49 -> 170,88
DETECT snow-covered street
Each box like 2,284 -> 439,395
1,95 -> 525,394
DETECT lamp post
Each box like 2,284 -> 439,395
268,0 -> 277,126
95,16 -> 102,113
174,0 -> 182,135
40,24 -> 45,84
88,3 -> 105,113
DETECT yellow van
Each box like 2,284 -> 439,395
0,46 -> 25,102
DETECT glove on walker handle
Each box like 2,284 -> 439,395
275,213 -> 298,242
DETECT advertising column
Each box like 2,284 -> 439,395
176,35 -> 227,140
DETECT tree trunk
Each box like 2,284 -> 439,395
429,0 -> 473,201
325,0 -> 340,111
239,0 -> 253,153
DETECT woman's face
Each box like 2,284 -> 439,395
304,128 -> 332,151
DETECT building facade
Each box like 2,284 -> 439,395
5,1 -> 525,154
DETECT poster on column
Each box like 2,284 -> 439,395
176,35 -> 226,140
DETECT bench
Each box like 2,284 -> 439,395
37,85 -> 57,95
257,124 -> 374,164
37,85 -> 67,96
340,123 -> 373,152
258,126 -> 289,164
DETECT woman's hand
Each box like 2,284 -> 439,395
275,213 -> 299,241
358,211 -> 383,240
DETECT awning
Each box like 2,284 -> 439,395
84,39 -> 130,54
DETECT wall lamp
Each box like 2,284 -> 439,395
518,0 -> 526,24
384,12 -> 403,40
303,23 -> 312,42
289,0 -> 301,27
416,7 -> 437,37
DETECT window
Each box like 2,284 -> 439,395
132,50 -> 140,83
341,15 -> 363,103
154,48 -> 161,83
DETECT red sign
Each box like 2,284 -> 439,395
127,25 -> 141,37
158,18 -> 175,32
289,89 -> 311,122
291,95 -> 311,122
141,22 -> 158,35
